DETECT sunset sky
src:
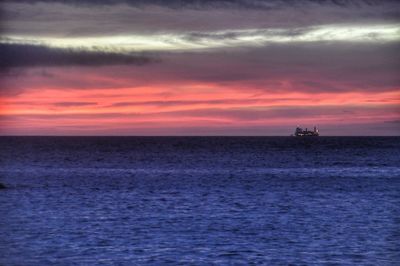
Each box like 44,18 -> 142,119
1,0 -> 399,135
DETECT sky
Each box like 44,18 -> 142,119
0,0 -> 399,136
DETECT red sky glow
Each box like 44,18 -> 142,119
1,0 -> 399,135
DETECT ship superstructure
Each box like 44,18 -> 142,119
294,126 -> 319,136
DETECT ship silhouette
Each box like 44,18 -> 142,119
293,126 -> 319,136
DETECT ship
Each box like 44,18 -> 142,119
293,126 -> 319,136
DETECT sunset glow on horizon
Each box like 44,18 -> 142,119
1,0 -> 399,135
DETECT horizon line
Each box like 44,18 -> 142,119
0,135 -> 398,137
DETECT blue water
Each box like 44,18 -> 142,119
0,137 -> 399,265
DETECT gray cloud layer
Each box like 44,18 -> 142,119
0,43 -> 157,69
1,104 -> 398,120
1,42 -> 399,94
1,0 -> 399,95
1,0 -> 399,36
4,0 -> 399,9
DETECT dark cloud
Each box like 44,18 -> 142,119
109,98 -> 303,107
158,105 -> 399,121
1,0 -> 398,37
0,43 -> 157,70
53,102 -> 98,107
152,42 -> 400,93
384,119 -> 400,124
1,42 -> 399,95
2,104 -> 398,121
1,104 -> 398,135
3,100 -> 98,107
3,0 -> 399,9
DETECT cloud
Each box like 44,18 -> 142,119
384,119 -> 400,124
53,101 -> 98,107
2,104 -> 398,121
2,100 -> 399,135
157,104 -> 400,121
0,43 -> 157,69
1,0 -> 399,37
4,0 -> 399,9
1,42 -> 399,95
108,98 -> 304,107
2,24 -> 399,55
1,0 -> 399,136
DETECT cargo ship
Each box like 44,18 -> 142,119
293,126 -> 319,136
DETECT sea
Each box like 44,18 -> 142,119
0,137 -> 399,265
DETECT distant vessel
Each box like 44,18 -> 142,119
293,126 -> 319,136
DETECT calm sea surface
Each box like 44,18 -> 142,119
0,137 -> 399,265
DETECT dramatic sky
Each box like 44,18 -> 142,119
0,0 -> 399,135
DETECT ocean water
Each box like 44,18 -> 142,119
0,137 -> 399,265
